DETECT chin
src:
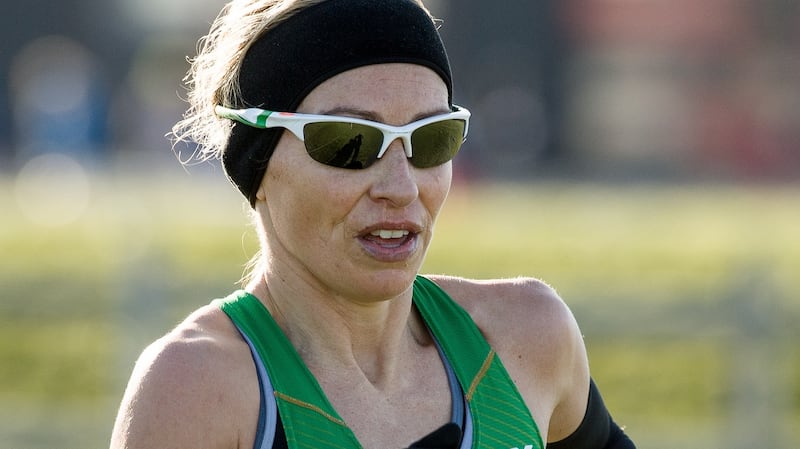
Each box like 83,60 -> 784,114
347,269 -> 419,300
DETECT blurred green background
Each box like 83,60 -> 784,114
1,174 -> 798,448
2,0 -> 800,448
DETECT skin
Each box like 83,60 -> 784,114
110,63 -> 589,449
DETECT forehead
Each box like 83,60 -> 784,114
297,63 -> 449,115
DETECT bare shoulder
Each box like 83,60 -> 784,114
110,304 -> 258,449
425,274 -> 576,346
425,275 -> 590,442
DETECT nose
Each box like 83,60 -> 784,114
368,138 -> 418,207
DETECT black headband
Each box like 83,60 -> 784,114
222,0 -> 453,206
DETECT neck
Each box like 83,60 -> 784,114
247,269 -> 428,388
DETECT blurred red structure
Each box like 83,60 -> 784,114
559,0 -> 800,180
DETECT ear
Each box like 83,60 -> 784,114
255,182 -> 267,202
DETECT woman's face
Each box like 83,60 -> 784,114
255,63 -> 453,300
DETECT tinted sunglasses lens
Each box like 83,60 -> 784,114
409,119 -> 466,168
303,122 -> 384,169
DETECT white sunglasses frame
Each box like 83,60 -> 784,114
215,104 -> 470,161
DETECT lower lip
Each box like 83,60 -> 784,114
358,233 -> 419,262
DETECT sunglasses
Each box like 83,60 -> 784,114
215,105 -> 470,169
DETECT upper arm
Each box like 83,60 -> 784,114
110,319 -> 250,449
427,275 -> 590,443
537,283 -> 590,443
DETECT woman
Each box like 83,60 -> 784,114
110,1 -> 636,448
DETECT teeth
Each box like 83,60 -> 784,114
370,229 -> 410,239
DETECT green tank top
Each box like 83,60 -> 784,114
214,275 -> 543,449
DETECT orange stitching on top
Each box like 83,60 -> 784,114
274,391 -> 348,427
466,350 -> 495,401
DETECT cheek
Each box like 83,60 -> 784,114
423,165 -> 453,218
264,143 -> 358,238
263,144 -> 319,237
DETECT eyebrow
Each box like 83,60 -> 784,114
316,106 -> 452,124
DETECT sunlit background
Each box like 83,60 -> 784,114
1,1 -> 799,448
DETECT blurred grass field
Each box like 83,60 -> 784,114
1,168 -> 798,448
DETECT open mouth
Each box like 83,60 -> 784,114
363,229 -> 413,247
369,229 -> 409,240
359,228 -> 419,260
